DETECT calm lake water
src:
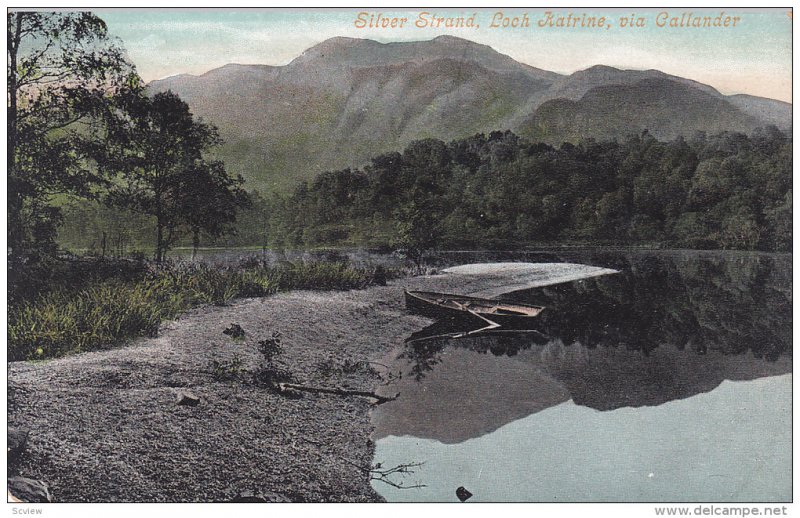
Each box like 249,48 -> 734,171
167,246 -> 410,269
370,251 -> 792,502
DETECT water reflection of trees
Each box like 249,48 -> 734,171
402,253 -> 792,381
403,324 -> 550,380
523,252 -> 791,360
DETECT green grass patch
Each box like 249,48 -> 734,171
8,259 -> 395,361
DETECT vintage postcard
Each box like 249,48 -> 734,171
6,4 -> 793,514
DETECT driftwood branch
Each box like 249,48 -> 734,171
274,382 -> 398,404
342,458 -> 427,490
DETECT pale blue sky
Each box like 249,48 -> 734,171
96,8 -> 792,102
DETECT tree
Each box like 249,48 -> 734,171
391,139 -> 453,265
104,91 -> 248,262
392,199 -> 441,269
7,11 -> 137,286
181,160 -> 251,259
764,190 -> 792,252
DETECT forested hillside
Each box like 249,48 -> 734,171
262,128 -> 792,252
59,127 -> 791,254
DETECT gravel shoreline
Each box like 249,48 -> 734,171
7,263 -> 614,502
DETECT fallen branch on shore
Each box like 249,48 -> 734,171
342,458 -> 426,489
274,382 -> 399,404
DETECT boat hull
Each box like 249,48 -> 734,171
404,290 -> 543,327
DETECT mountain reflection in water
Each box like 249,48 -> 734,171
372,252 -> 791,444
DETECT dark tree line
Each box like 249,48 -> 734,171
8,12 -> 249,297
264,128 -> 791,252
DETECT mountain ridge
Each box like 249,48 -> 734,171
148,35 -> 791,192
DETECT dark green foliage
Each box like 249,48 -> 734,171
8,260 -> 389,361
208,355 -> 245,381
257,332 -> 283,363
54,127 -> 792,255
57,200 -> 157,257
101,90 -> 250,262
264,129 -> 791,252
8,11 -> 251,317
252,331 -> 294,387
8,11 -> 138,294
223,323 -> 246,341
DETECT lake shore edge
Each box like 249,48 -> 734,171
8,263 -> 614,502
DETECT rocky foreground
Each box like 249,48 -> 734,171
7,263 -> 615,502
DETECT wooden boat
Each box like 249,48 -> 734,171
404,290 -> 544,328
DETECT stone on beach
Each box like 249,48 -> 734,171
8,427 -> 29,464
176,390 -> 201,406
232,490 -> 291,503
7,476 -> 52,503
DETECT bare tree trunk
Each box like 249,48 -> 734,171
192,229 -> 200,260
155,191 -> 164,263
155,223 -> 164,263
8,15 -> 23,260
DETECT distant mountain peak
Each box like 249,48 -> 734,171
578,64 -> 621,73
302,35 -> 377,51
289,36 -> 379,66
432,34 -> 464,41
286,35 -> 557,80
431,34 -> 486,45
427,34 -> 506,55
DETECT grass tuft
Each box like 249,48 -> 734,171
9,259 -> 396,361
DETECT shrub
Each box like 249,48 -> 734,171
9,259 -> 398,361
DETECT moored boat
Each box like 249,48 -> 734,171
404,290 -> 544,327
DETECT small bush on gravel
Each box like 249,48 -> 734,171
208,355 -> 245,381
252,332 -> 294,387
257,332 -> 283,362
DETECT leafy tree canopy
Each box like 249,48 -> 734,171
102,90 -> 249,261
8,11 -> 139,294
